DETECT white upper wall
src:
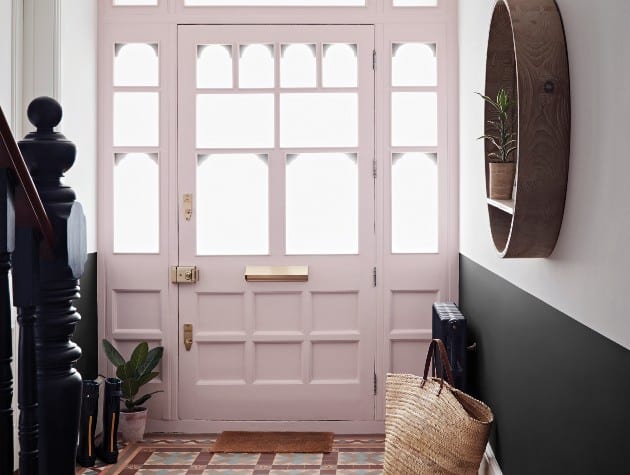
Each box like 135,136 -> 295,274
58,0 -> 98,253
0,1 -> 12,118
22,0 -> 98,253
459,0 -> 630,350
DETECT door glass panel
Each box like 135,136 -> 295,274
393,0 -> 437,6
391,92 -> 437,146
280,93 -> 357,147
114,153 -> 159,253
186,0 -> 364,5
114,0 -> 157,5
197,154 -> 269,255
114,43 -> 159,87
239,44 -> 274,88
392,43 -> 437,87
286,153 -> 358,255
392,153 -> 438,253
113,92 -> 159,146
197,94 -> 274,148
197,44 -> 233,88
323,43 -> 358,88
280,44 -> 316,88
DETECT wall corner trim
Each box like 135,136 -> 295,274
480,443 -> 503,475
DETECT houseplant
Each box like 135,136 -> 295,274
477,88 -> 517,200
102,339 -> 164,442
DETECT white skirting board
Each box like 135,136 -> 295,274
479,443 -> 503,475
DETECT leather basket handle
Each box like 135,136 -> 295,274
422,339 -> 455,392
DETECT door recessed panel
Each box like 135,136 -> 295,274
197,293 -> 246,333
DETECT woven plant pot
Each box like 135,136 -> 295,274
488,161 -> 516,200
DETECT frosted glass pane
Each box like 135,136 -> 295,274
197,154 -> 268,255
113,92 -> 159,147
323,44 -> 357,88
114,0 -> 157,5
114,43 -> 158,87
391,92 -> 437,146
392,43 -> 437,87
239,44 -> 274,88
393,0 -> 437,6
280,93 -> 357,147
392,153 -> 437,253
281,44 -> 316,88
286,153 -> 357,255
114,153 -> 159,253
197,94 -> 274,148
186,0 -> 364,5
197,45 -> 233,88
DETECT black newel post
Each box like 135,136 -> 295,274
12,226 -> 41,475
18,97 -> 87,475
0,168 -> 15,474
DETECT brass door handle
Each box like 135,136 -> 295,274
184,324 -> 193,351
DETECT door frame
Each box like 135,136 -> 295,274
97,0 -> 459,434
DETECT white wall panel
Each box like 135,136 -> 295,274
459,0 -> 630,349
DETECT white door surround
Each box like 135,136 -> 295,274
97,0 -> 459,433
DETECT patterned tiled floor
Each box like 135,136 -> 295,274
76,434 -> 384,474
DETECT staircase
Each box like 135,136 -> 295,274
0,97 -> 87,475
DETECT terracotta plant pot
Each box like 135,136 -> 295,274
119,408 -> 148,442
488,162 -> 516,200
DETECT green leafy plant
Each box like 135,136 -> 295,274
102,339 -> 164,412
476,88 -> 517,162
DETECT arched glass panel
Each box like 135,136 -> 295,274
197,154 -> 269,255
197,44 -> 233,88
392,43 -> 437,86
323,43 -> 357,88
286,153 -> 358,255
391,92 -> 437,146
114,153 -> 159,253
280,43 -> 316,88
392,153 -> 438,253
239,44 -> 274,88
114,43 -> 159,87
113,92 -> 159,146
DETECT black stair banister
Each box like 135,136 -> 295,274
0,167 -> 15,475
0,106 -> 54,249
16,96 -> 87,475
0,100 -> 54,475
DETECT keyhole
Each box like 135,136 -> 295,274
544,81 -> 555,93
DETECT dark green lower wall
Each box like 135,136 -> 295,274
73,252 -> 98,379
459,255 -> 630,474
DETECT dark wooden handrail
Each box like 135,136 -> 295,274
0,106 -> 54,249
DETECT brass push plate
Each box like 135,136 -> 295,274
183,324 -> 193,351
244,265 -> 308,282
171,266 -> 199,283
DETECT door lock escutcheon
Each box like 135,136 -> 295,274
171,266 -> 199,283
183,324 -> 193,351
183,193 -> 193,221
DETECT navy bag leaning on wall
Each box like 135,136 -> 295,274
432,302 -> 467,391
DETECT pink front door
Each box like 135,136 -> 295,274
177,25 -> 377,421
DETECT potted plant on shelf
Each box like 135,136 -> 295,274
477,88 -> 517,200
102,339 -> 164,442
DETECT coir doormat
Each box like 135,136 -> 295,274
211,431 -> 334,453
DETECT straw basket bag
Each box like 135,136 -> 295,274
384,339 -> 493,474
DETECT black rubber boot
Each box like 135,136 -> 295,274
76,379 -> 100,467
97,377 -> 122,464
